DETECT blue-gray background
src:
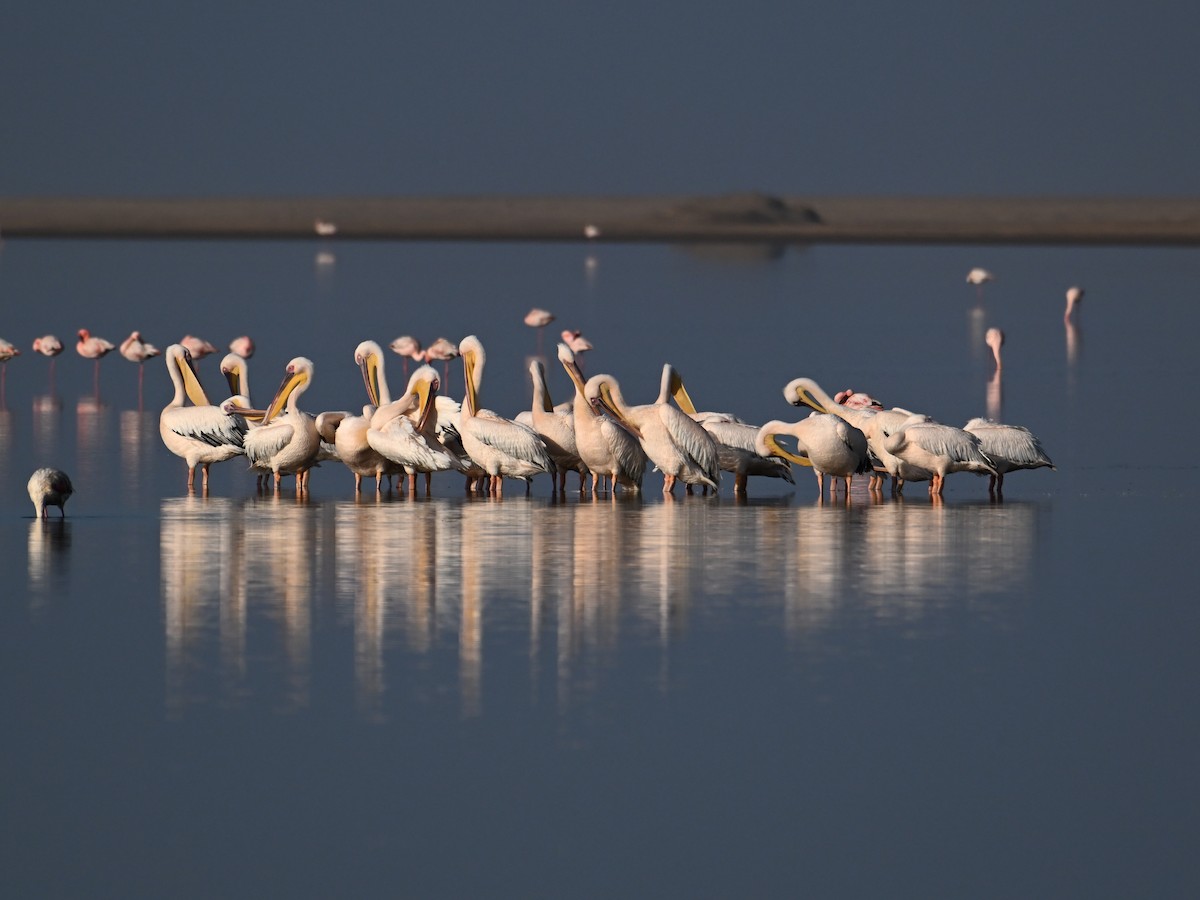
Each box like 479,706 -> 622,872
4,2 -> 1199,197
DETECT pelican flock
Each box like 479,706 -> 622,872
4,286 -> 1061,502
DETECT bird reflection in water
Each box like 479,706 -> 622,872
120,409 -> 158,500
27,519 -> 72,611
161,495 -> 320,716
0,408 -> 11,487
31,395 -> 62,462
75,395 -> 110,491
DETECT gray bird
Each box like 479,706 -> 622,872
28,468 -> 73,518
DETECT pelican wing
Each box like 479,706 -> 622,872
163,406 -> 247,450
598,416 -> 646,485
368,417 -> 459,472
244,420 -> 296,465
657,405 -> 720,486
463,415 -> 555,476
964,419 -> 1054,471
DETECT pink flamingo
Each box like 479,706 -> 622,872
180,334 -> 218,360
524,308 -> 555,353
834,389 -> 884,410
229,335 -> 255,359
32,334 -> 63,389
560,329 -> 593,372
389,335 -> 424,377
120,331 -> 162,405
0,338 -> 19,405
423,337 -> 459,390
77,329 -> 116,394
1064,286 -> 1084,321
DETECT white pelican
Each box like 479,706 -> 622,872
433,397 -> 489,492
528,358 -> 588,492
558,343 -> 645,493
756,414 -> 870,497
587,366 -> 720,495
459,335 -> 554,494
28,467 -> 73,518
666,367 -> 793,494
180,335 -> 217,360
785,377 -> 929,493
1065,286 -> 1084,321
883,414 -> 997,495
220,352 -> 252,402
229,335 -> 255,359
160,344 -> 248,490
963,418 -> 1055,495
368,365 -> 460,494
243,357 -> 321,492
332,340 -> 402,493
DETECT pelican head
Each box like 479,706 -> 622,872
460,335 -> 485,416
220,352 -> 247,398
166,344 -> 210,406
406,364 -> 441,432
755,422 -> 814,468
355,340 -> 386,406
661,364 -> 696,413
262,357 -> 314,423
783,377 -> 831,414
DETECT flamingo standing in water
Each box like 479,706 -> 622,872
424,337 -> 459,390
0,338 -> 19,405
524,308 -> 555,353
76,329 -> 116,394
389,335 -> 424,377
1064,286 -> 1084,321
966,267 -> 994,303
120,331 -> 161,404
32,335 -> 64,390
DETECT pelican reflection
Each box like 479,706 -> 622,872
27,519 -> 72,610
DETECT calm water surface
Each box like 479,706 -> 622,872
1,240 -> 1198,897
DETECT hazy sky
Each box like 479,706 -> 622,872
4,2 -> 1200,197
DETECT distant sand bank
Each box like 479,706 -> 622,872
3,194 -> 1200,244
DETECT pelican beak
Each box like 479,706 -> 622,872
669,369 -> 697,414
223,364 -> 242,398
762,433 -> 812,467
792,386 -> 827,413
360,351 -> 381,406
225,403 -> 266,422
596,383 -> 642,437
463,349 -> 478,416
414,377 -> 437,432
179,351 -> 209,406
263,368 -> 307,424
559,347 -> 586,394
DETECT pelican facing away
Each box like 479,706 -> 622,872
558,343 -> 644,493
756,414 -> 870,497
160,344 -> 248,490
459,335 -> 554,494
587,366 -> 720,494
242,357 -> 321,491
883,414 -> 997,495
666,367 -> 793,494
528,358 -> 588,492
28,468 -> 73,518
963,418 -> 1054,494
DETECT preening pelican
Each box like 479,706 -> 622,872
756,414 -> 870,497
666,367 -> 793,494
558,343 -> 645,493
367,365 -> 460,494
883,414 -> 997,495
220,352 -> 252,402
588,366 -> 720,495
528,358 -> 588,492
334,341 -> 402,493
785,377 -> 929,492
963,418 -> 1054,495
28,467 -> 73,518
160,344 -> 247,490
243,357 -> 321,492
459,335 -> 554,494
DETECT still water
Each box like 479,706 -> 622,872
2,239 -> 1198,897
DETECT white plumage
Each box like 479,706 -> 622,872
159,344 -> 247,490
963,417 -> 1054,494
883,415 -> 997,495
243,357 -> 321,492
756,414 -> 870,497
28,468 -> 73,518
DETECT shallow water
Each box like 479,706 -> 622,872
2,240 -> 1198,897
